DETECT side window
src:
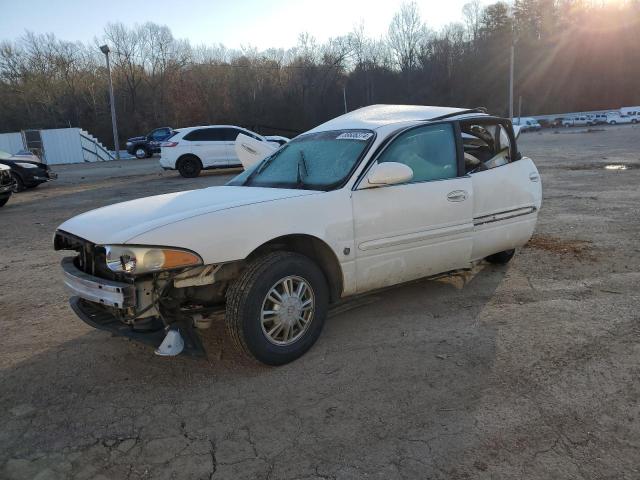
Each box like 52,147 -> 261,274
221,128 -> 241,142
183,128 -> 223,142
183,129 -> 204,141
461,122 -> 513,173
377,124 -> 457,183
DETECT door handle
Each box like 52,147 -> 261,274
529,172 -> 540,182
447,190 -> 467,202
241,144 -> 257,154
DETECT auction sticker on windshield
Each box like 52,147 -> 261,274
336,132 -> 373,141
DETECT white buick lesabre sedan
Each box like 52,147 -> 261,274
55,105 -> 542,365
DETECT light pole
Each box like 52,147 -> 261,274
343,87 -> 348,114
509,42 -> 515,120
100,44 -> 120,160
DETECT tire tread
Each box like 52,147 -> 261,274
225,251 -> 300,360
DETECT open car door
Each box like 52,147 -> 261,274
234,134 -> 278,170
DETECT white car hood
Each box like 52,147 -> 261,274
58,186 -> 318,245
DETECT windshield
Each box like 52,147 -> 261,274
228,129 -> 375,190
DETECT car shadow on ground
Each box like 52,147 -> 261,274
1,263 -> 509,479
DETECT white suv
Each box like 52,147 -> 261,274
159,125 -> 280,177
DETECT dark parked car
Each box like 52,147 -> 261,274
0,150 -> 57,192
0,164 -> 13,207
126,127 -> 174,159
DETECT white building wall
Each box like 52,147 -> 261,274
0,132 -> 25,154
41,128 -> 85,165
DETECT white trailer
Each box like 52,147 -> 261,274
620,106 -> 640,118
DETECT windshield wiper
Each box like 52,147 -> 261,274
296,149 -> 309,188
244,147 -> 286,185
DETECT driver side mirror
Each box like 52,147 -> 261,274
363,162 -> 413,188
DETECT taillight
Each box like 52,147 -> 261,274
161,141 -> 178,147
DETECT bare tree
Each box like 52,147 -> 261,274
388,1 -> 428,73
462,0 -> 483,43
102,23 -> 144,112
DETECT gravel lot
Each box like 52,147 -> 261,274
1,126 -> 639,479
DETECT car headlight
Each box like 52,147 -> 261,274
104,245 -> 203,275
15,162 -> 38,169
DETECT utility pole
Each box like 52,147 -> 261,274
343,87 -> 348,114
509,42 -> 515,120
100,44 -> 120,160
518,95 -> 522,122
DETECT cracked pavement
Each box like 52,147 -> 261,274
1,126 -> 639,479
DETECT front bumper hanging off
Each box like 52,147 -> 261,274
62,257 -> 136,308
62,257 -> 205,357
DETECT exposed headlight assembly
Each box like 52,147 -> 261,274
15,162 -> 38,169
104,245 -> 203,275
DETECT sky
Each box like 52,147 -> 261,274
0,0 -> 486,49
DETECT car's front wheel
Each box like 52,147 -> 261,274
486,249 -> 516,265
10,173 -> 25,192
177,155 -> 202,178
632,119 -> 638,124
225,252 -> 329,365
0,196 -> 9,207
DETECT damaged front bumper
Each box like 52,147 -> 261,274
62,257 -> 205,357
62,257 -> 136,308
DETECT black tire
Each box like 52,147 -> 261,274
609,121 -> 616,125
486,249 -> 516,265
0,196 -> 9,207
11,173 -> 25,192
225,251 -> 329,366
177,155 -> 202,178
632,119 -> 638,124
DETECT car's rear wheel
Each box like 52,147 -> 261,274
177,155 -> 202,178
632,119 -> 638,124
609,120 -> 617,125
225,252 -> 329,365
10,173 -> 25,192
486,249 -> 516,265
135,147 -> 148,159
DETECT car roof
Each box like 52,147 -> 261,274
179,125 -> 255,132
308,104 -> 478,133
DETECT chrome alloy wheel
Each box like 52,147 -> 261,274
260,275 -> 315,346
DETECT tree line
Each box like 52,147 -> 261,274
0,0 -> 639,147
